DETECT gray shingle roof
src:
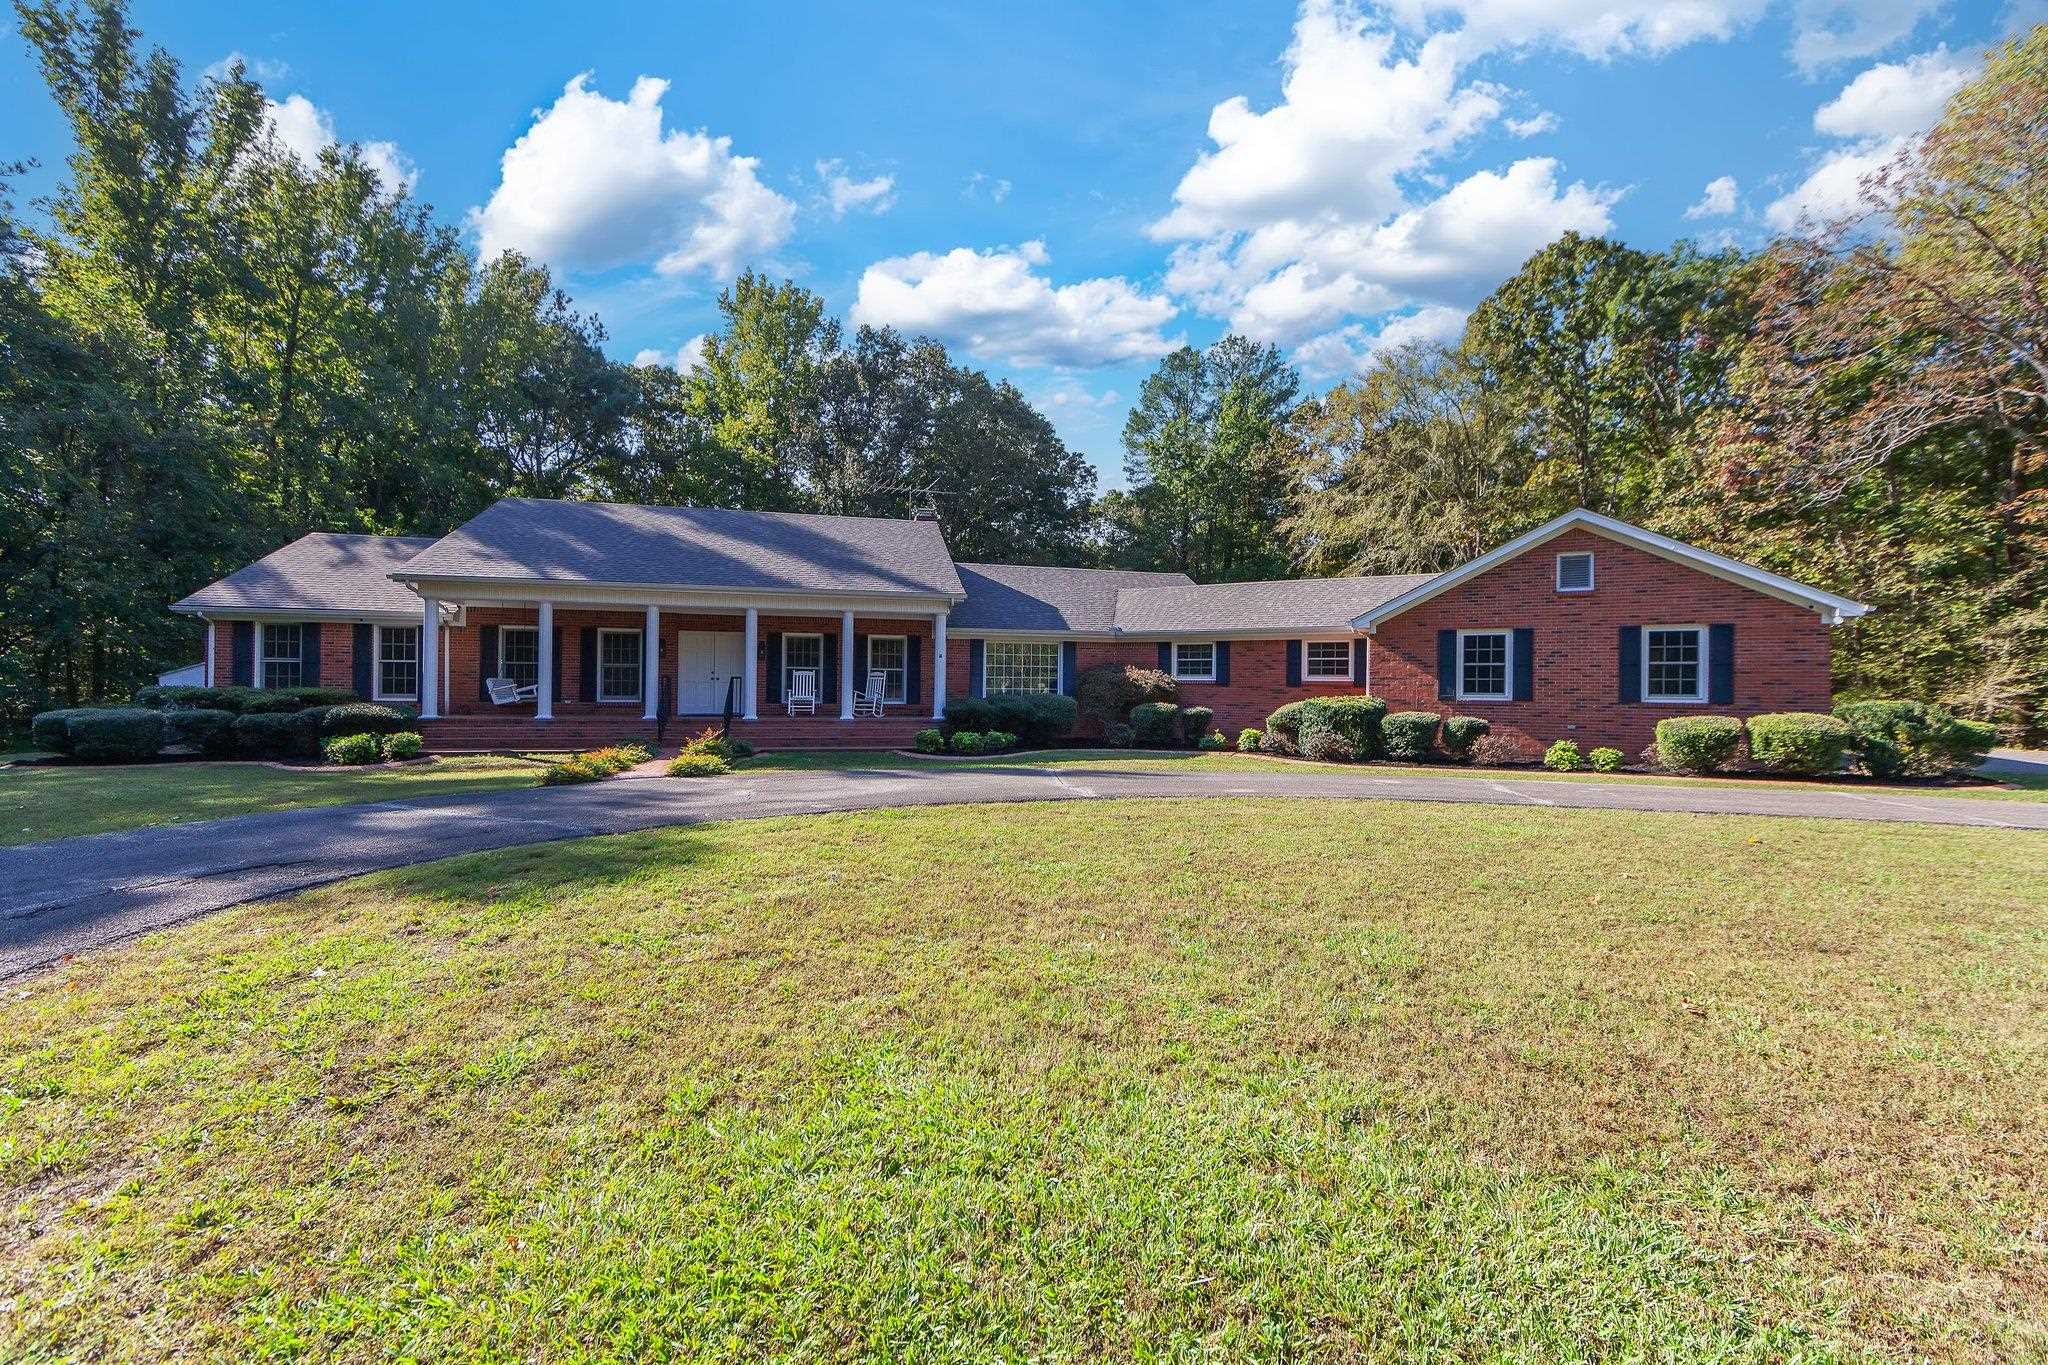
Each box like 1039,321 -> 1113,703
394,498 -> 965,598
1112,574 -> 1439,634
951,563 -> 1196,632
172,534 -> 440,616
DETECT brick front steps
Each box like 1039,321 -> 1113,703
420,713 -> 935,754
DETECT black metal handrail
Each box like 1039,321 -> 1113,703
720,674 -> 739,742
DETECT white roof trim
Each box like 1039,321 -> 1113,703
1350,509 -> 1871,631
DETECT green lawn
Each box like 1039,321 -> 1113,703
4,801 -> 2042,1360
742,745 -> 2048,799
0,756 -> 548,844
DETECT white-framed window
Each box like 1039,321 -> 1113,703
498,625 -> 539,688
783,633 -> 823,700
986,640 -> 1060,694
1456,629 -> 1512,702
1643,625 -> 1707,703
261,623 -> 304,690
1171,641 -> 1216,682
596,628 -> 643,702
1556,551 -> 1595,593
1303,639 -> 1352,682
375,625 -> 419,701
866,635 -> 907,704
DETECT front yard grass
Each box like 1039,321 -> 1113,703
3,800 -> 2042,1360
741,745 -> 2048,798
0,755 -> 548,845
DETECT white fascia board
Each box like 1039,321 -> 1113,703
170,606 -> 427,625
1350,509 -> 1872,631
397,575 -> 961,615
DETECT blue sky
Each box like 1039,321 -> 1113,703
2,0 -> 2029,486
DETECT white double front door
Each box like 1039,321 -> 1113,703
675,630 -> 746,715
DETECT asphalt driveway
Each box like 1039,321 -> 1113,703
3,761 -> 2042,979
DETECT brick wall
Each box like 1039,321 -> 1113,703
1369,527 -> 1833,754
204,619 -> 366,697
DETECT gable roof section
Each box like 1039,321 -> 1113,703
952,563 -> 1195,633
1114,574 -> 1437,635
171,533 -> 440,618
394,498 -> 965,598
1350,509 -> 1872,630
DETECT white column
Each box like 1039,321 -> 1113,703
742,607 -> 759,720
203,617 -> 215,687
932,611 -> 948,719
536,601 -> 554,720
839,609 -> 856,720
643,603 -> 660,720
418,598 -> 440,719
252,622 -> 264,689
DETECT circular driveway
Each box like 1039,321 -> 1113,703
3,760 -> 2041,979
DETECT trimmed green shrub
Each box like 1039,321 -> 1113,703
1439,715 -> 1489,762
1265,695 -> 1386,758
1543,739 -> 1583,772
986,692 -> 1079,746
66,708 -> 165,762
583,744 -> 650,774
322,702 -> 416,737
1178,706 -> 1213,745
1834,699 -> 1998,777
1102,722 -> 1134,749
1654,716 -> 1745,774
386,731 -> 424,759
949,730 -> 987,755
1197,730 -> 1229,751
1129,702 -> 1181,747
1236,727 -> 1262,752
236,690 -> 307,714
1381,711 -> 1440,761
324,732 -> 386,765
136,685 -> 244,711
164,708 -> 237,755
542,756 -> 607,785
232,712 -> 300,759
1474,734 -> 1543,767
941,696 -> 1000,733
29,708 -> 87,754
279,686 -> 359,709
1746,712 -> 1854,775
666,752 -> 731,777
913,727 -> 946,754
1300,728 -> 1354,763
1589,746 -> 1624,773
1074,663 -> 1176,735
983,729 -> 1018,752
679,727 -> 751,762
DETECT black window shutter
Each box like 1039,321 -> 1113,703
968,639 -> 985,697
853,633 -> 868,695
1709,623 -> 1735,705
1352,639 -> 1367,686
301,623 -> 321,685
232,621 -> 254,686
1435,630 -> 1455,701
1156,642 -> 1172,672
1061,641 -> 1079,694
1618,626 -> 1641,703
578,627 -> 597,703
767,633 -> 784,703
822,631 -> 839,702
1512,628 -> 1535,701
352,624 -> 373,697
478,625 -> 498,699
1285,640 -> 1302,686
1214,640 -> 1230,686
906,635 -> 923,705
551,626 -> 565,702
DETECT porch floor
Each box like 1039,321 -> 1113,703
420,708 -> 935,754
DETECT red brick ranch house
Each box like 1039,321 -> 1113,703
170,499 -> 1869,753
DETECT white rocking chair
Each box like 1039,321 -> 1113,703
485,676 -> 539,705
853,672 -> 887,718
785,669 -> 819,716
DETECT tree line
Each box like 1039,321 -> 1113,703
5,1 -> 2042,741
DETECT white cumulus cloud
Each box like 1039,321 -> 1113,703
1379,0 -> 1769,60
1684,174 -> 1739,220
816,160 -> 896,217
1294,305 -> 1469,380
1787,0 -> 1945,74
1504,111 -> 1558,137
851,240 -> 1179,368
262,93 -> 416,193
205,50 -> 290,84
469,73 -> 794,279
632,333 -> 711,373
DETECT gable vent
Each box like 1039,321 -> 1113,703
1556,551 -> 1595,592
